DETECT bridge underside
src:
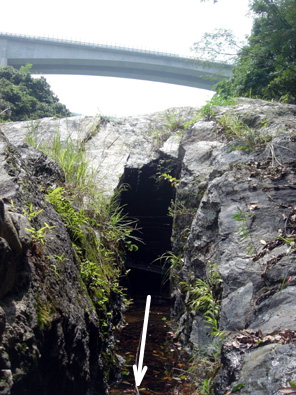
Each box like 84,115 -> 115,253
0,34 -> 232,90
9,60 -> 216,90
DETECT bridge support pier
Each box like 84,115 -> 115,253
0,38 -> 7,66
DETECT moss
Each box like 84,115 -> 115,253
35,296 -> 53,331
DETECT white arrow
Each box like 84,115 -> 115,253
133,295 -> 151,387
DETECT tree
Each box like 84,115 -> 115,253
194,0 -> 296,104
0,65 -> 71,122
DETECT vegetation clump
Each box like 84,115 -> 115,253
26,126 -> 138,316
195,0 -> 296,104
0,64 -> 71,122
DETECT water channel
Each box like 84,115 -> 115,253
110,298 -> 192,395
110,160 -> 195,393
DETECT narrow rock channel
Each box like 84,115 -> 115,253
110,299 -> 190,395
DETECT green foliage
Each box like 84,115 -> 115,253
22,203 -> 43,221
232,383 -> 245,392
0,65 -> 71,122
46,187 -> 88,243
26,124 -> 138,314
233,206 -> 256,255
192,28 -> 244,65
26,222 -> 55,245
157,251 -> 184,286
163,109 -> 186,133
182,265 -> 223,337
157,172 -> 180,187
215,0 -> 296,104
184,341 -> 222,395
35,297 -> 53,331
148,108 -> 188,148
45,134 -> 90,196
216,113 -> 272,152
45,185 -> 138,312
199,93 -> 236,120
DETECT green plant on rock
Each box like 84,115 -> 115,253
184,341 -> 223,395
216,113 -> 272,153
157,251 -> 184,286
157,172 -> 180,188
46,186 -> 88,243
26,128 -> 94,199
233,206 -> 256,255
168,198 -> 196,219
35,296 -> 54,331
45,185 -> 139,313
199,93 -> 236,120
179,265 -> 224,395
27,123 -> 139,319
163,109 -> 186,133
26,222 -> 55,245
22,202 -> 43,221
182,265 -> 223,337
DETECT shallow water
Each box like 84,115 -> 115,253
109,298 -> 193,395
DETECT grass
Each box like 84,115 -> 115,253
25,124 -> 138,315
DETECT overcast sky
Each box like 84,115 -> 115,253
2,0 -> 253,116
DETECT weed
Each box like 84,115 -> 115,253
157,172 -> 180,188
163,109 -> 186,133
45,185 -> 139,313
233,206 -> 256,255
168,199 -> 196,219
157,251 -> 184,286
181,265 -> 223,337
199,93 -> 236,120
183,341 -> 223,395
216,113 -> 272,153
26,222 -> 55,245
22,203 -> 43,221
25,120 -> 139,323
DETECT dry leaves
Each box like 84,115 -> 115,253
225,328 -> 296,350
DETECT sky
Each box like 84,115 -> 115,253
2,0 -> 253,117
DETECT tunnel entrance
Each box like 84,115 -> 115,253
118,158 -> 179,297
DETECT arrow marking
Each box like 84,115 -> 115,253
133,295 -> 151,387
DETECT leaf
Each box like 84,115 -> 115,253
290,383 -> 296,388
232,383 -> 245,392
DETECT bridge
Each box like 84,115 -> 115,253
0,33 -> 232,90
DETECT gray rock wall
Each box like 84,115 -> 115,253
0,132 -> 111,394
1,99 -> 296,394
171,99 -> 296,394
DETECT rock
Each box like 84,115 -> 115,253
0,307 -> 6,336
0,130 -> 111,394
219,282 -> 254,331
1,99 -> 296,394
169,98 -> 296,393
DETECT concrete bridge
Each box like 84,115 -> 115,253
0,33 -> 232,90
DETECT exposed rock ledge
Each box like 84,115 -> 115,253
1,99 -> 296,394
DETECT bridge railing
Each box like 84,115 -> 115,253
0,32 -> 196,60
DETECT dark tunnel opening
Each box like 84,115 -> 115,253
118,158 -> 179,298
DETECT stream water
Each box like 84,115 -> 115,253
110,298 -> 193,395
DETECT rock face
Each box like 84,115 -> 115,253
171,99 -> 296,394
0,108 -> 196,394
0,131 -> 127,394
1,99 -> 296,394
